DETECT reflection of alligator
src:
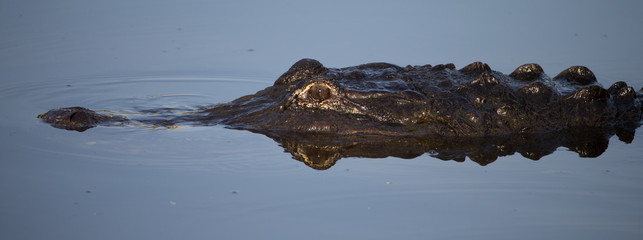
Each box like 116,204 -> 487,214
39,59 -> 642,168
272,127 -> 623,169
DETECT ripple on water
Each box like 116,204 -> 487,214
16,73 -> 304,173
18,73 -> 268,108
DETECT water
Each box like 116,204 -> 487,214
2,1 -> 643,239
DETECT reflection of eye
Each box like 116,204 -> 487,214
307,84 -> 332,102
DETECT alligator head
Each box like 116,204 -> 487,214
204,59 -> 439,137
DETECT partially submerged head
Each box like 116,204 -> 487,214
214,59 -> 435,136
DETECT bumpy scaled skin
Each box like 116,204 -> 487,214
40,58 -> 642,137
38,59 -> 643,168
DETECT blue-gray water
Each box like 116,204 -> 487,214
1,1 -> 643,239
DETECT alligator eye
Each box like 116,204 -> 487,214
307,84 -> 332,102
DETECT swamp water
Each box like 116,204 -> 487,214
2,1 -> 642,239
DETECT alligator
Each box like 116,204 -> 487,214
39,59 -> 643,168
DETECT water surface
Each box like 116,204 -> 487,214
1,1 -> 643,239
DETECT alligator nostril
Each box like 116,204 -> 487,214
69,112 -> 77,121
308,84 -> 332,102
